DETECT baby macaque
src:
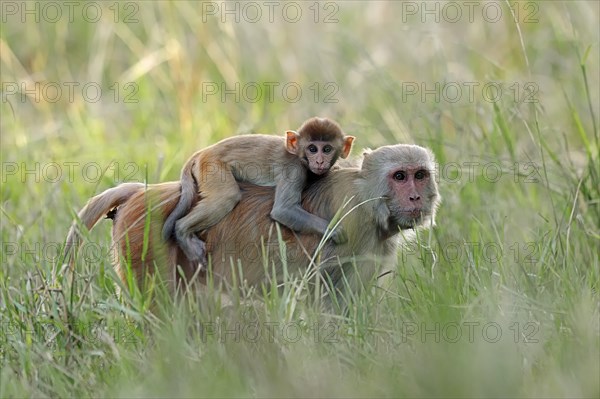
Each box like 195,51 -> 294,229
161,117 -> 355,269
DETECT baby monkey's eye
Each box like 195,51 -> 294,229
307,145 -> 318,153
323,145 -> 333,153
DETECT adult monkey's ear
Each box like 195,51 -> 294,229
285,130 -> 300,155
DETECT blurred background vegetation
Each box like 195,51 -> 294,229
1,1 -> 598,397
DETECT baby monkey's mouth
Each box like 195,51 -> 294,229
311,167 -> 329,175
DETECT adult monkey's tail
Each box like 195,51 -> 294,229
63,183 -> 145,268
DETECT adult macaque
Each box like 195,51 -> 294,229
64,144 -> 440,303
162,117 -> 355,270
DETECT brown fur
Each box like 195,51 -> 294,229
162,117 -> 354,270
65,144 -> 440,304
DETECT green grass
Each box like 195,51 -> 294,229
1,1 -> 599,397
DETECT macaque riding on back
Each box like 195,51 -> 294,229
161,117 -> 356,270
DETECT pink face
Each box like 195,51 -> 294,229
305,141 -> 337,175
388,165 -> 435,228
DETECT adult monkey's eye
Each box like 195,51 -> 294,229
308,145 -> 318,153
393,171 -> 406,181
323,145 -> 333,153
415,169 -> 428,180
